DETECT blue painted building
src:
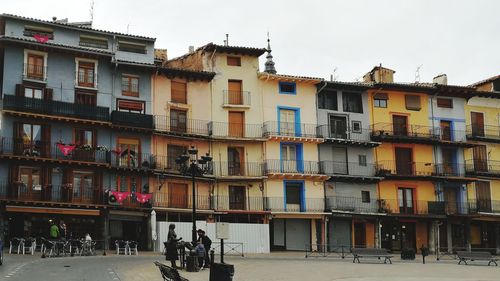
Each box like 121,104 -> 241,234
0,14 -> 155,249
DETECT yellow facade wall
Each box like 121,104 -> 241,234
368,89 -> 429,126
265,141 -> 319,162
378,180 -> 436,212
265,180 -> 324,198
150,177 -> 211,209
375,143 -> 434,164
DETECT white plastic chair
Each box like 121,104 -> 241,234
23,238 -> 36,255
115,240 -> 128,255
128,241 -> 138,255
9,238 -> 22,254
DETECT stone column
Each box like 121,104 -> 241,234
375,219 -> 381,248
447,222 -> 453,253
102,209 -> 110,251
428,221 -> 437,254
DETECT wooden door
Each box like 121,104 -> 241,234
19,167 -> 42,200
441,147 -> 455,174
393,115 -> 408,136
353,223 -> 366,247
444,187 -> 458,214
229,186 -> 246,210
228,111 -> 244,137
476,181 -> 491,212
329,115 -> 348,139
471,112 -> 485,137
169,183 -> 188,208
228,147 -> 244,176
170,109 -> 187,132
228,80 -> 243,105
398,188 -> 414,214
440,120 -> 452,141
27,54 -> 44,80
73,171 -> 94,203
395,147 -> 413,175
473,145 -> 488,172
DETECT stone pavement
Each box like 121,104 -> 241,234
1,251 -> 499,281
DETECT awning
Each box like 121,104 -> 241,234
6,205 -> 100,216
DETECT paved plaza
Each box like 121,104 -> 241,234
1,252 -> 499,281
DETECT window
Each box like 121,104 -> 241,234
343,92 -> 363,113
227,56 -> 241,66
318,90 -> 338,110
493,79 -> 500,92
279,109 -> 296,136
79,35 -> 108,49
171,81 -> 187,103
229,186 -> 246,210
77,61 -> 96,88
75,129 -> 94,146
24,87 -> 43,99
227,80 -> 243,105
19,167 -> 42,195
167,145 -> 187,169
122,75 -> 139,97
117,99 -> 144,113
170,109 -> 187,132
361,191 -> 370,203
398,188 -> 414,214
26,53 -> 45,80
374,93 -> 388,108
23,25 -> 54,40
286,182 -> 302,205
405,95 -> 421,111
358,155 -> 367,167
73,171 -> 94,202
351,121 -> 362,133
279,82 -> 296,95
117,175 -> 141,193
437,98 -> 453,108
281,144 -> 298,172
118,41 -> 146,54
75,91 -> 97,106
117,138 -> 140,168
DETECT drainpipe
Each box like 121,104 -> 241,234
430,87 -> 440,199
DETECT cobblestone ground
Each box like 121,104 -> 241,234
1,252 -> 499,281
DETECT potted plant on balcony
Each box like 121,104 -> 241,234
377,199 -> 392,213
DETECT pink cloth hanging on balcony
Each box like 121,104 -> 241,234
33,34 -> 49,43
135,193 -> 152,203
56,143 -> 76,156
110,191 -> 130,203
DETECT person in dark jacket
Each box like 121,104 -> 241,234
197,229 -> 212,268
165,224 -> 182,268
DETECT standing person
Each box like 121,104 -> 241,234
59,220 -> 67,240
165,224 -> 182,268
194,241 -> 205,269
49,221 -> 59,239
197,229 -> 212,268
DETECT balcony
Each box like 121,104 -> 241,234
154,115 -> 210,137
111,111 -> 154,129
222,90 -> 251,108
0,182 -> 104,205
371,123 -> 469,146
377,199 -> 447,216
263,121 -> 321,140
465,159 -> 500,178
265,197 -> 325,212
23,63 -> 46,82
319,161 -> 380,182
317,125 -> 378,147
208,121 -> 263,139
375,161 -> 467,179
212,195 -> 265,212
152,193 -> 211,210
468,200 -> 500,214
466,124 -> 500,143
0,137 -> 109,165
265,159 -> 321,175
154,155 -> 214,176
2,95 -> 110,122
109,152 -> 156,170
326,196 -> 379,213
212,161 -> 265,178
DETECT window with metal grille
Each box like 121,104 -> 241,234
361,191 -> 370,203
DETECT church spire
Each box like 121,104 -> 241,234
264,32 -> 277,74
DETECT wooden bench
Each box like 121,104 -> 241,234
456,251 -> 498,266
352,248 -> 393,264
154,261 -> 189,281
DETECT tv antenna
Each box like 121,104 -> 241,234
331,67 -> 339,81
89,0 -> 94,24
415,64 -> 423,83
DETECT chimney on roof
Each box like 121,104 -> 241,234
363,64 -> 395,83
188,46 -> 195,53
154,49 -> 168,62
52,16 -> 57,21
433,74 -> 447,85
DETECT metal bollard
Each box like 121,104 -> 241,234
210,249 -> 215,266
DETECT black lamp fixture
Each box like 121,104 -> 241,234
175,145 -> 212,244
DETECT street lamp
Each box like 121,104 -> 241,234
176,146 -> 212,244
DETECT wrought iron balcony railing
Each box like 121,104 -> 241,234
371,123 -> 467,142
263,121 -> 320,138
212,161 -> 265,177
265,159 -> 321,175
208,121 -> 263,139
152,193 -> 211,209
212,195 -> 265,211
265,197 -> 325,212
23,63 -> 46,81
317,125 -> 372,142
111,110 -> 154,129
319,161 -> 377,177
2,95 -> 110,122
154,115 -> 210,136
466,124 -> 500,141
375,161 -> 465,177
465,159 -> 500,175
222,90 -> 251,106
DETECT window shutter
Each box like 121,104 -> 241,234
405,95 -> 421,110
171,81 -> 187,103
42,167 -> 52,187
374,93 -> 388,100
94,171 -> 103,203
44,88 -> 53,100
15,84 -> 25,96
42,124 -> 51,157
8,165 -> 19,197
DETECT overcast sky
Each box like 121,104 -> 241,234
2,0 -> 499,85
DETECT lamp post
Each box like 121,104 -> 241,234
176,146 -> 212,245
